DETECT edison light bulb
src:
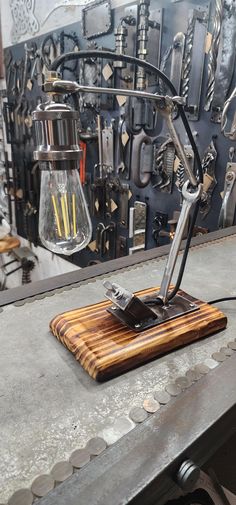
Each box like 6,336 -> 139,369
39,166 -> 92,255
33,100 -> 92,255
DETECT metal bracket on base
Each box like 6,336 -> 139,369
104,281 -> 199,332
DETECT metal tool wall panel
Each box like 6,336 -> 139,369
3,0 -> 236,268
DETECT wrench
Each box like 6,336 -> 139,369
157,180 -> 203,305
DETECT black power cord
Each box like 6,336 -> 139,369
208,296 -> 236,305
50,50 -> 203,302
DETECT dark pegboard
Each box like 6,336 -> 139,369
3,0 -> 236,267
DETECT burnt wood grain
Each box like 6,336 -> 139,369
50,288 -> 227,381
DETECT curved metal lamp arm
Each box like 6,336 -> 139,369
52,79 -> 181,103
50,79 -> 197,188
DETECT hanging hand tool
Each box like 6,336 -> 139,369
114,15 -> 136,70
135,0 -> 160,90
219,147 -> 236,228
211,0 -> 236,123
131,131 -> 153,188
90,115 -> 106,219
10,61 -> 22,142
170,32 -> 185,95
181,7 -> 208,120
205,0 -> 224,111
114,115 -> 126,174
221,85 -> 236,139
118,182 -> 129,228
130,200 -> 147,251
152,138 -> 176,192
96,114 -> 104,179
95,222 -> 105,255
12,44 -> 35,143
181,11 -> 195,101
21,99 -> 28,141
101,222 -> 116,259
17,43 -> 35,103
175,145 -> 195,194
102,122 -> 114,173
200,139 -> 217,218
125,0 -> 160,133
5,50 -> 13,90
176,160 -> 185,193
95,221 -> 116,259
136,0 -> 151,91
11,61 -> 19,97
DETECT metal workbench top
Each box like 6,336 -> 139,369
1,228 -> 236,504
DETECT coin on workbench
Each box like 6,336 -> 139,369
86,437 -> 107,456
194,363 -> 210,375
45,290 -> 55,297
31,474 -> 55,497
51,461 -> 73,483
69,448 -> 91,468
165,383 -> 181,397
27,296 -> 38,303
212,351 -> 226,362
143,397 -> 160,413
14,300 -> 26,307
129,406 -> 148,423
35,293 -> 47,299
220,346 -> 234,357
186,368 -> 201,381
8,489 -> 34,505
175,376 -> 192,389
227,341 -> 236,351
153,390 -> 171,405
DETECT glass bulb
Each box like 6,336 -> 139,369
39,165 -> 92,255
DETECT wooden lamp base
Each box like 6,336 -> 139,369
50,287 -> 227,381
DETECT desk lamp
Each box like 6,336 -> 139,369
32,52 -> 227,380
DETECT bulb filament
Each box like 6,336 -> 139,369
51,192 -> 77,240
